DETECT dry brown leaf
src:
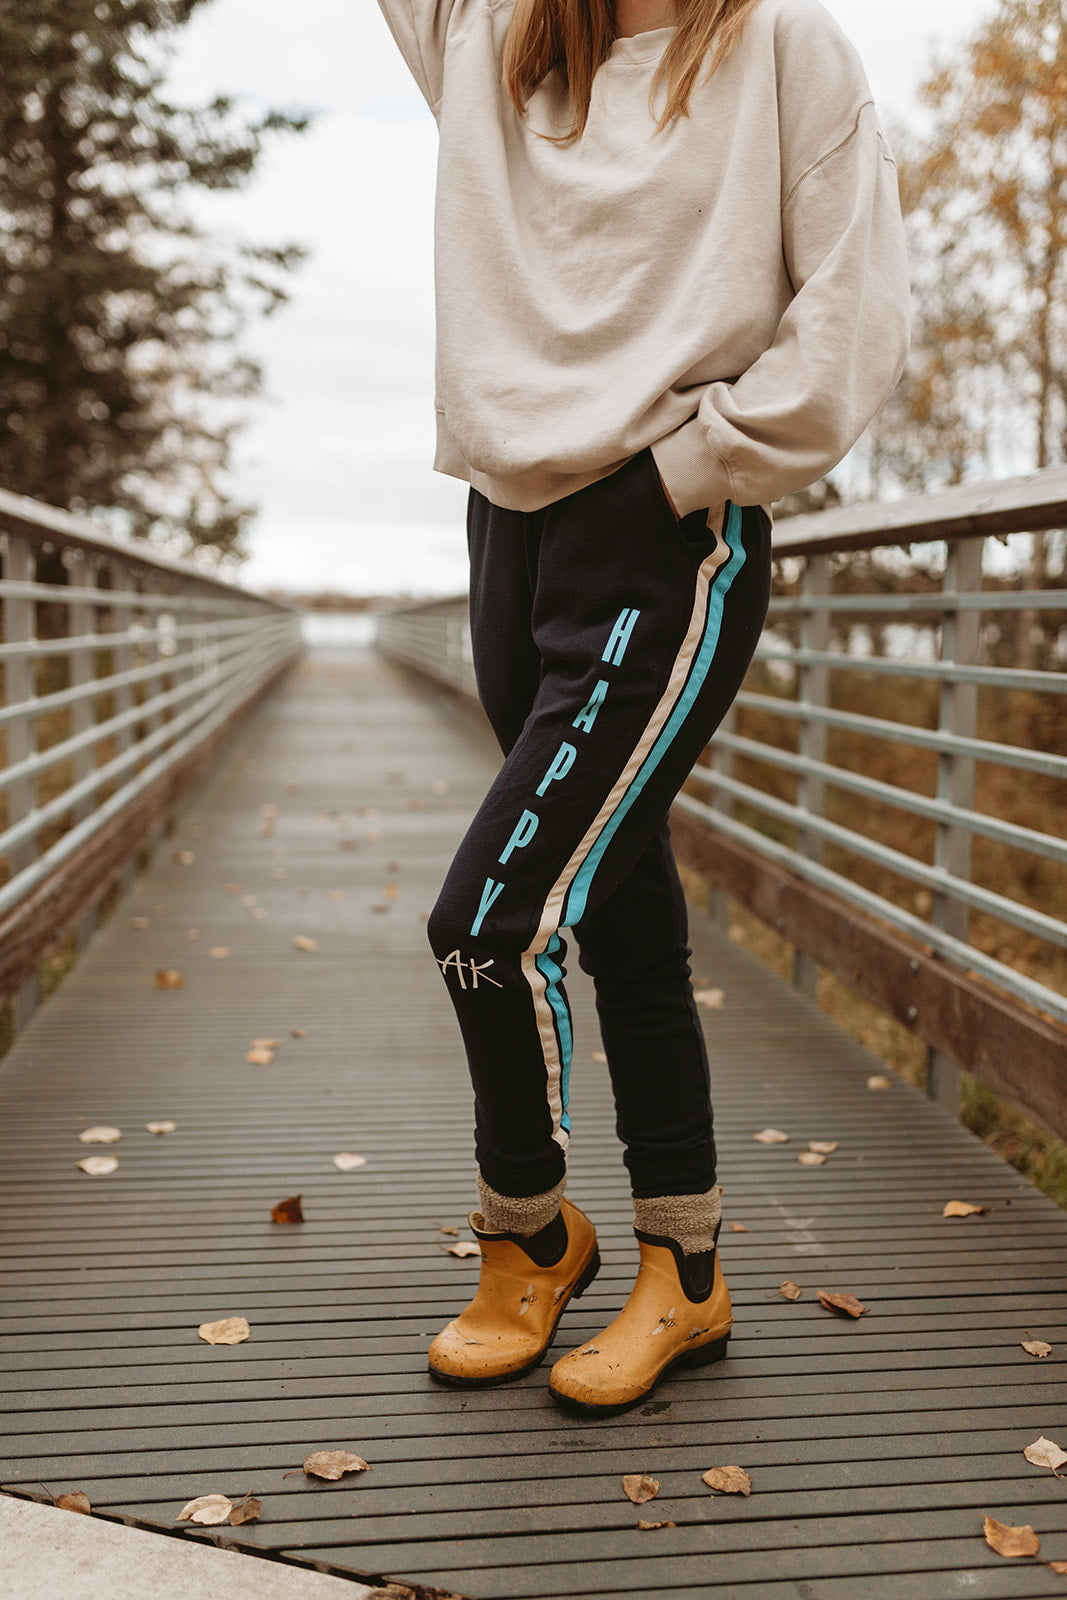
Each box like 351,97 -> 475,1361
702,1466 -> 752,1496
798,1151 -> 826,1167
79,1126 -> 121,1145
637,1519 -> 676,1530
438,1226 -> 460,1237
154,969 -> 184,989
983,1515 -> 1040,1558
943,1201 -> 984,1218
291,1027 -> 307,1038
208,946 -> 231,959
250,907 -> 269,920
1022,1337 -> 1053,1358
303,1450 -> 371,1481
77,1156 -> 118,1176
729,1222 -> 749,1233
779,1280 -> 802,1301
867,1075 -> 891,1090
177,1494 -> 233,1526
694,988 -> 724,1008
754,1128 -> 789,1145
128,916 -> 149,930
446,1241 -> 481,1259
817,1289 -> 868,1318
333,1152 -> 367,1171
224,883 -> 242,895
228,1494 -> 262,1526
1048,1560 -> 1067,1575
328,889 -> 346,902
384,884 -> 399,899
198,1316 -> 251,1346
292,935 -> 318,953
252,1036 -> 281,1048
809,1140 -> 838,1155
146,1121 -> 177,1136
1024,1437 -> 1067,1473
622,1474 -> 660,1505
187,928 -> 202,940
54,1492 -> 91,1514
245,1046 -> 274,1066
175,850 -> 196,866
271,1195 -> 305,1225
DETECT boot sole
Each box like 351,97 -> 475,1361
428,1246 -> 602,1389
548,1328 -> 731,1417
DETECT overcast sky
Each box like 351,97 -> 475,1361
163,0 -> 993,595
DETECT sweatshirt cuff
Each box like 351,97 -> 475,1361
650,418 -> 733,521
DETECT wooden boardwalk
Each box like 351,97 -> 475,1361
2,645 -> 1066,1600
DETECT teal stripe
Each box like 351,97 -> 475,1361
535,932 -> 572,1134
563,503 -> 746,930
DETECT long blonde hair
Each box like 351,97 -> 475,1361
502,0 -> 763,140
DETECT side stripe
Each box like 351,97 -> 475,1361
535,934 -> 572,1135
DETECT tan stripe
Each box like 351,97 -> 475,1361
521,526 -> 732,1148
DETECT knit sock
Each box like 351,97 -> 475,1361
632,1186 -> 722,1255
474,1173 -> 567,1237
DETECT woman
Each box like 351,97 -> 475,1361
376,0 -> 909,1414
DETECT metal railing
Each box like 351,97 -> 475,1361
0,487 -> 303,1030
376,465 -> 1067,1140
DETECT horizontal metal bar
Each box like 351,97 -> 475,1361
755,643 -> 1067,694
673,791 -> 1067,1027
0,610 -> 279,662
0,623 -> 293,795
0,636 -> 299,921
733,691 -> 1067,781
766,589 -> 1067,615
0,622 -> 296,866
0,578 -> 276,615
701,735 -> 1067,868
699,770 -> 1067,950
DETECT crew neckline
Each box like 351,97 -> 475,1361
607,25 -> 676,64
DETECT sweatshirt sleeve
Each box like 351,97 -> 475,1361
651,102 -> 911,519
375,0 -> 457,113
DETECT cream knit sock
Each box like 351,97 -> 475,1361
475,1173 -> 567,1236
632,1187 -> 722,1254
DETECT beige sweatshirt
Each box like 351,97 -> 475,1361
376,0 -> 911,521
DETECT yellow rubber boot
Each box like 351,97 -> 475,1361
428,1198 -> 600,1387
548,1228 -> 731,1415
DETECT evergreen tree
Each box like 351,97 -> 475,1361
0,0 -> 311,559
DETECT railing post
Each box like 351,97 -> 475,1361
793,553 -> 830,998
2,536 -> 40,1028
926,538 -> 981,1114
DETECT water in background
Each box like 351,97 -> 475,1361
299,611 -> 379,647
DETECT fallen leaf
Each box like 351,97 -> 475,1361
291,1027 -> 307,1038
333,1152 -> 367,1171
224,883 -> 242,895
1022,1336 -> 1053,1358
447,1241 -> 481,1258
240,894 -> 257,907
729,1222 -> 749,1233
328,889 -> 346,902
809,1140 -> 838,1155
943,1201 -> 984,1218
251,1037 -> 281,1048
174,850 -> 196,866
154,969 -> 184,989
186,928 -> 202,940
694,988 -> 724,1008
303,1451 -> 370,1481
250,907 -> 268,920
1024,1437 -> 1067,1473
867,1075 -> 891,1090
780,1280 -> 802,1301
1048,1560 -> 1067,1574
79,1126 -> 121,1144
127,916 -> 149,930
817,1290 -> 868,1318
227,1494 -> 262,1526
177,1494 -> 233,1526
208,946 -> 230,959
271,1195 -> 304,1224
622,1474 -> 659,1505
754,1128 -> 789,1144
54,1492 -> 91,1514
245,1046 -> 274,1066
198,1317 -> 251,1346
292,935 -> 318,953
637,1519 -> 676,1530
438,1226 -> 460,1237
146,1121 -> 176,1136
983,1515 -> 1040,1558
798,1151 -> 826,1167
77,1156 -> 118,1176
384,884 -> 399,899
702,1466 -> 752,1496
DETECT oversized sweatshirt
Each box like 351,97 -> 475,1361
375,0 -> 911,523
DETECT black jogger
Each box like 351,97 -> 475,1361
426,447 -> 772,1201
